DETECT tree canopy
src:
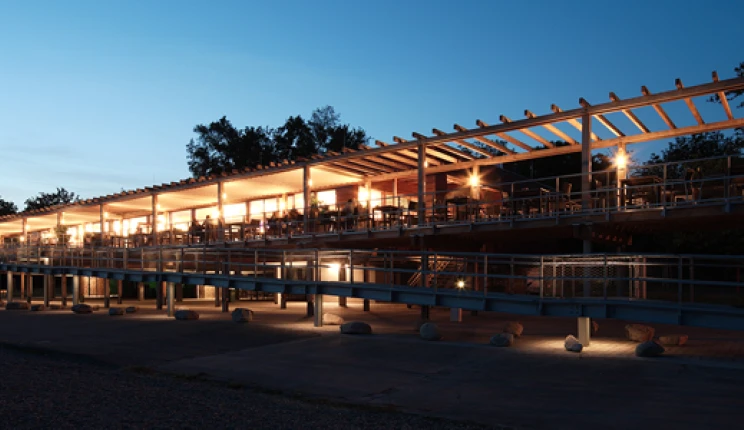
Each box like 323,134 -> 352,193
709,61 -> 744,109
0,196 -> 17,216
186,106 -> 369,177
24,187 -> 79,212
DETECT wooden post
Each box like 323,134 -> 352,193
72,276 -> 80,306
417,141 -> 426,224
581,112 -> 593,298
303,164 -> 311,233
176,283 -> 183,302
43,275 -> 50,307
104,278 -> 110,308
217,181 -> 224,242
137,282 -> 144,301
60,274 -> 67,307
99,204 -> 105,246
167,282 -> 175,317
117,280 -> 123,304
6,271 -> 13,302
151,194 -> 159,247
156,281 -> 164,310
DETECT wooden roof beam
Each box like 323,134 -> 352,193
333,148 -> 407,171
608,92 -> 650,133
550,104 -> 602,141
330,154 -> 395,173
499,115 -> 554,148
395,136 -> 458,163
432,128 -> 494,157
476,120 -> 534,152
378,139 -> 439,166
413,132 -> 474,160
676,78 -> 705,125
640,86 -> 677,129
452,124 -> 515,154
578,98 -> 625,137
524,110 -> 579,145
713,71 -> 735,120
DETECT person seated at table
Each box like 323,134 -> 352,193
190,221 -> 204,244
267,212 -> 280,236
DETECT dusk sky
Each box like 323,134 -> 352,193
1,0 -> 742,207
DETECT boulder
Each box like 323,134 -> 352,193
503,321 -> 524,337
108,307 -> 125,316
232,308 -> 254,323
625,324 -> 655,342
5,302 -> 30,311
490,333 -> 515,347
71,304 -> 93,314
30,304 -> 46,312
340,321 -> 372,335
564,335 -> 583,353
635,341 -> 665,357
658,334 -> 688,346
592,321 -> 599,334
322,313 -> 344,325
125,306 -> 139,314
174,309 -> 199,321
419,322 -> 442,341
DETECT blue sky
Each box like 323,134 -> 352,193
1,0 -> 742,208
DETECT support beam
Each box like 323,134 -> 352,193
450,307 -> 462,322
167,282 -> 175,317
137,282 -> 144,301
303,165 -> 311,232
578,316 -> 591,346
433,128 -> 494,157
453,124 -> 515,154
500,115 -> 554,148
338,296 -> 347,307
676,79 -> 705,125
60,274 -> 67,307
712,71 -> 735,120
363,299 -> 370,312
157,281 -> 164,310
417,141 -> 426,224
579,98 -> 625,137
176,283 -> 183,302
117,280 -> 123,304
608,93 -> 650,133
6,271 -> 13,302
551,105 -> 602,142
396,136 -> 458,164
72,276 -> 80,306
221,287 -> 229,312
525,110 -> 579,145
313,294 -> 324,327
104,278 -> 110,308
640,86 -> 677,129
581,112 -> 593,212
151,194 -> 158,247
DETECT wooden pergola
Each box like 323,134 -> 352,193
1,71 -> 743,242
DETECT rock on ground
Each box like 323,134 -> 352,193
564,335 -> 583,352
31,304 -> 46,311
71,304 -> 93,314
658,334 -> 688,346
109,307 -> 125,316
340,321 -> 372,335
490,333 -> 515,347
625,324 -> 655,342
635,341 -> 665,357
322,313 -> 344,325
5,302 -> 30,311
125,306 -> 139,314
419,322 -> 442,341
175,310 -> 200,321
232,308 -> 254,323
503,321 -> 524,337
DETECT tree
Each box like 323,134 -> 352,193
644,132 -> 744,179
0,196 -> 17,216
186,106 -> 370,177
24,188 -> 79,211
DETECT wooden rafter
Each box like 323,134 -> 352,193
395,136 -> 458,163
578,98 -> 625,137
713,71 -> 735,120
315,163 -> 366,177
640,86 -> 677,129
676,79 -> 705,125
412,132 -> 474,160
330,152 -> 395,173
378,140 -> 440,166
356,146 -> 413,170
524,110 -> 578,144
550,104 -> 601,141
452,124 -> 515,154
335,148 -> 406,171
432,128 -> 494,157
608,92 -> 650,133
476,120 -> 534,151
499,115 -> 554,148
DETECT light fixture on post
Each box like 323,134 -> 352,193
615,152 -> 628,170
469,174 -> 479,187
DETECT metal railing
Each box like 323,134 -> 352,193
3,246 -> 744,309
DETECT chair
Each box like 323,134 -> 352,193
560,182 -> 579,212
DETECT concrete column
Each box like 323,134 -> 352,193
137,282 -> 145,301
313,294 -> 324,327
104,278 -> 111,308
72,276 -> 80,306
578,317 -> 591,346
156,281 -> 164,310
60,274 -> 67,307
166,282 -> 175,317
43,275 -> 50,307
6,271 -> 13,302
278,293 -> 286,309
363,299 -> 370,312
20,273 -> 26,302
338,296 -> 347,307
450,307 -> 462,322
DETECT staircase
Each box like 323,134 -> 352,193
408,256 -> 466,288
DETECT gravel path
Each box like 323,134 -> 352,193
0,346 -> 498,430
